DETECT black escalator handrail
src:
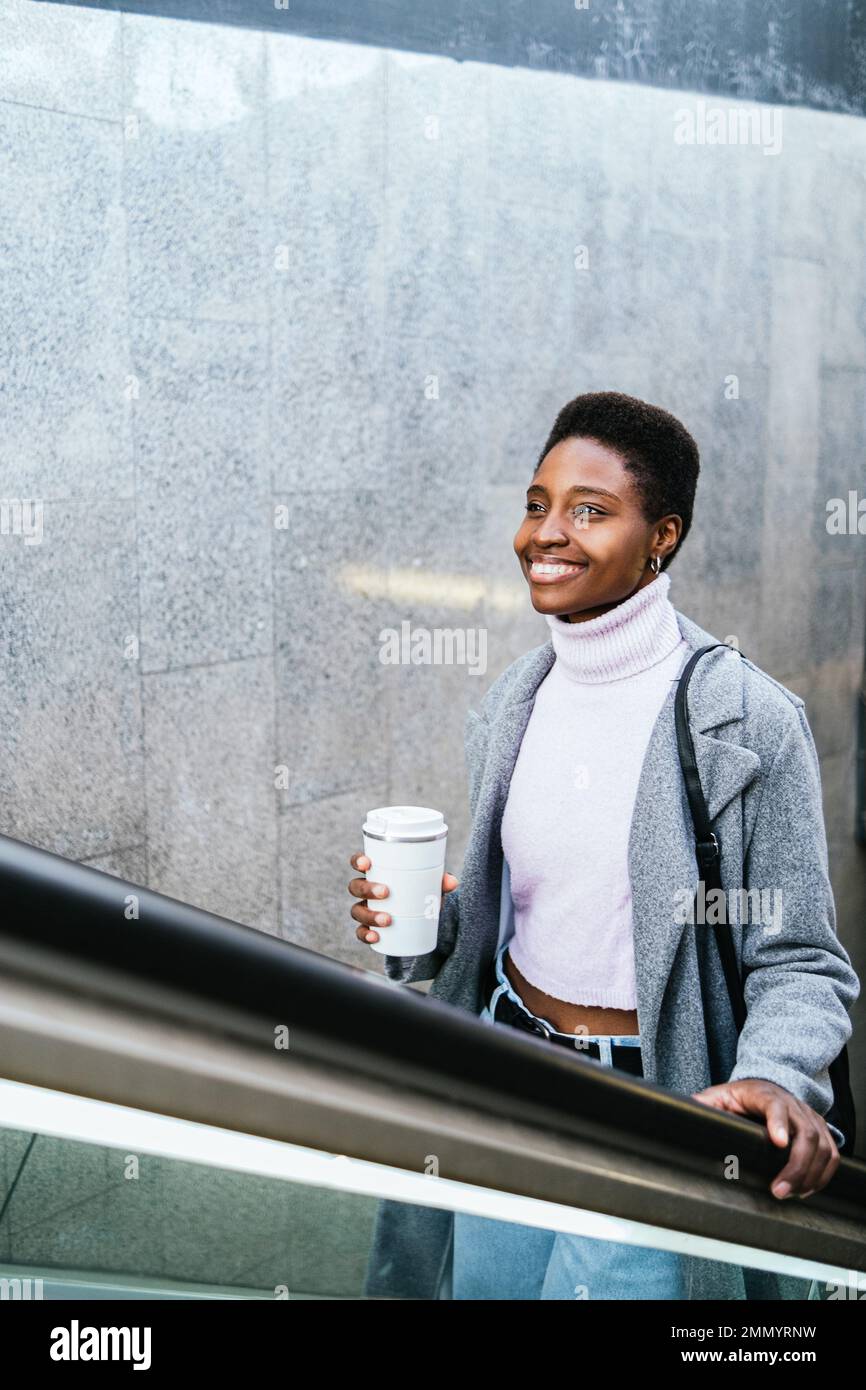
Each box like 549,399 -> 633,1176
0,829 -> 864,1210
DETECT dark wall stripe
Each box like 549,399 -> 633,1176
32,0 -> 866,119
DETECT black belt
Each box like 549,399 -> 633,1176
483,955 -> 644,1078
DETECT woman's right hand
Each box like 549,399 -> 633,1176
348,852 -> 459,947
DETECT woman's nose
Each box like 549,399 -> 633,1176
532,512 -> 570,542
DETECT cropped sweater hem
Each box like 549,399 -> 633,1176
507,939 -> 638,1010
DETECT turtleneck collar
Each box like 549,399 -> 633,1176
542,570 -> 684,683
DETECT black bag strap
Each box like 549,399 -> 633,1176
674,643 -> 747,1033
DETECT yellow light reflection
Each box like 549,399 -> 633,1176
340,564 -> 526,614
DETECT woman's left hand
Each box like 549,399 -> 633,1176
690,1078 -> 840,1200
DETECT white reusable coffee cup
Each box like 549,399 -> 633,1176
362,805 -> 448,956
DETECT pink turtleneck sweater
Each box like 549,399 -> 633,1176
500,571 -> 688,1008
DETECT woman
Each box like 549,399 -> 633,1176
349,391 -> 859,1300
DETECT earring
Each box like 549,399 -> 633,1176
650,555 -> 661,574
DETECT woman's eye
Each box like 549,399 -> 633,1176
524,501 -> 604,517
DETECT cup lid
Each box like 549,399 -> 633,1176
363,805 -> 447,840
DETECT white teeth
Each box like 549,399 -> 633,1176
530,561 -> 584,575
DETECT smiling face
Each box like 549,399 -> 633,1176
513,436 -> 682,623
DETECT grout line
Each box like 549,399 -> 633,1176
79,843 -> 147,865
140,649 -> 274,680
263,30 -> 284,941
119,11 -> 150,888
0,96 -> 120,125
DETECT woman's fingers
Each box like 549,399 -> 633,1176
349,851 -> 390,942
347,853 -> 390,905
770,1113 -> 822,1198
796,1133 -> 840,1200
351,898 -> 391,927
795,1121 -> 839,1198
347,876 -> 390,904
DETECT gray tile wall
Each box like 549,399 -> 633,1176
1,0 -> 864,1203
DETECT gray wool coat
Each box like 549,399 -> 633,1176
363,607 -> 860,1300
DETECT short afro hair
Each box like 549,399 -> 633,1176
534,391 -> 700,571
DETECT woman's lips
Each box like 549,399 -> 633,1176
527,559 -> 588,584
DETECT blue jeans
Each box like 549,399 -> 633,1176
452,943 -> 687,1300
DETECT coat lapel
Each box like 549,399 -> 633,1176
477,608 -> 762,1072
468,645 -> 556,912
